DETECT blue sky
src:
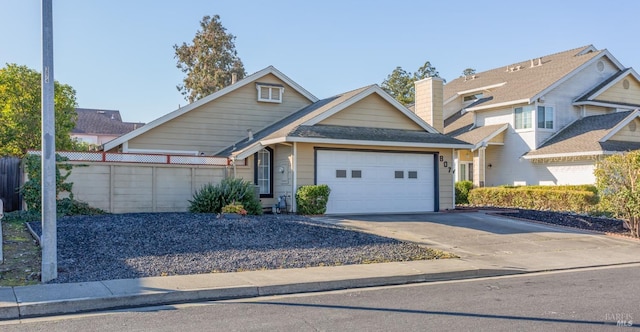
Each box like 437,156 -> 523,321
1,0 -> 639,123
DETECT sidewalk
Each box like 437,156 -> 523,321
1,212 -> 639,320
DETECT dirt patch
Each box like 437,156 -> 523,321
0,221 -> 41,286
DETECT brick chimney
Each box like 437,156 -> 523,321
414,77 -> 444,133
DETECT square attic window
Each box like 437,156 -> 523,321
256,83 -> 284,103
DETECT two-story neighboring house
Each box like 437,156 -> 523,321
441,45 -> 640,187
72,108 -> 145,146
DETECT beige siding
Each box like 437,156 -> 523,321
294,143 -> 455,211
596,76 -> 640,105
414,78 -> 444,132
67,162 -> 229,213
458,150 -> 473,162
296,143 -> 316,188
318,94 -> 423,130
489,131 -> 506,144
610,118 -> 640,142
583,105 -> 611,117
128,74 -> 313,154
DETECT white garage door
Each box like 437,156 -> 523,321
316,150 -> 435,214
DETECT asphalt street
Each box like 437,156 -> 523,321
2,264 -> 638,331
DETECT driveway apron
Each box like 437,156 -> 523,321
319,211 -> 640,273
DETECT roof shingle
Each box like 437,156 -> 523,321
73,108 -> 144,135
444,45 -> 602,110
525,111 -> 640,157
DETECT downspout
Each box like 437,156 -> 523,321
452,148 -> 456,210
231,156 -> 237,178
479,145 -> 486,187
292,142 -> 297,213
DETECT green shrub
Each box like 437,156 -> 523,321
296,185 -> 330,215
20,154 -> 106,216
21,154 -> 73,211
189,177 -> 262,215
468,187 -> 598,213
455,181 -> 474,204
1,210 -> 41,224
595,151 -> 640,238
499,184 -> 598,194
56,197 -> 106,216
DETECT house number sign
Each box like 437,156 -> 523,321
439,155 -> 452,173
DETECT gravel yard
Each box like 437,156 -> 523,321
497,209 -> 629,235
28,213 -> 451,284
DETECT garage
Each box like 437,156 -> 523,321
316,150 -> 436,214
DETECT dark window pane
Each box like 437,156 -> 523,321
351,170 -> 362,178
408,171 -> 418,179
336,170 -> 347,178
395,171 -> 404,179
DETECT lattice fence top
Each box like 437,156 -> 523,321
27,150 -> 238,166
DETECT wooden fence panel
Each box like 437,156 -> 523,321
67,162 -> 229,213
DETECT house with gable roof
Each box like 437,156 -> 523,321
103,66 -> 471,214
441,45 -> 640,187
72,108 -> 145,146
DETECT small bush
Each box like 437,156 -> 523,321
455,181 -> 474,204
56,198 -> 106,216
296,185 -> 330,215
221,202 -> 247,216
468,187 -> 598,213
189,177 -> 262,215
1,199 -> 107,222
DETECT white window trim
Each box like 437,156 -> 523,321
256,83 -> 284,103
256,148 -> 272,196
536,104 -> 555,131
514,106 -> 534,131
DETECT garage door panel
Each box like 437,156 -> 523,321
317,150 -> 435,214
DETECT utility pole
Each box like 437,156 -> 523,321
41,0 -> 57,282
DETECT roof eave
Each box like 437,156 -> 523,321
522,150 -> 613,160
466,99 -> 531,112
232,135 -> 473,159
285,137 -> 473,149
572,100 -> 640,108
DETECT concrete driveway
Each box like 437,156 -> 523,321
319,211 -> 640,273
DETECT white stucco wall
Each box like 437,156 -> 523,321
535,161 -> 596,185
534,57 -> 619,147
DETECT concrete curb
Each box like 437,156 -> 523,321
7,261 -> 639,320
0,261 -> 490,320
